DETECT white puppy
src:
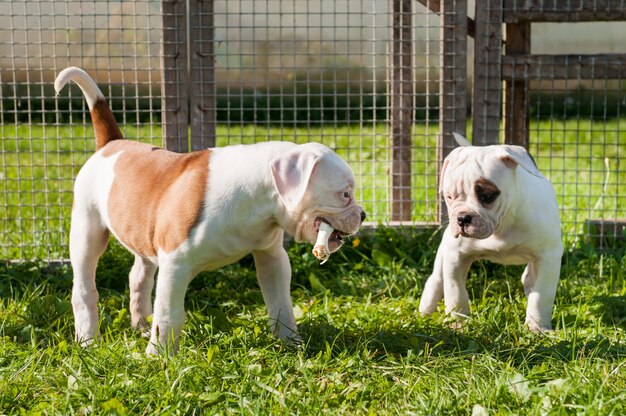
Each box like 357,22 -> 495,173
419,133 -> 563,331
55,67 -> 366,354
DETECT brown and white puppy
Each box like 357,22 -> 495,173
55,67 -> 365,354
419,133 -> 563,331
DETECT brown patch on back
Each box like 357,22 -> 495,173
91,98 -> 124,150
104,141 -> 211,257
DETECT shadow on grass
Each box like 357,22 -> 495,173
525,335 -> 626,364
299,317 -> 486,359
2,229 -> 626,369
592,295 -> 626,328
298,314 -> 626,369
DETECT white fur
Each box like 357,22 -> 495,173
420,134 -> 563,331
70,141 -> 365,354
54,67 -> 103,110
57,66 -> 366,354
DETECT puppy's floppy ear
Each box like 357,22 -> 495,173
270,147 -> 321,212
497,145 -> 544,178
439,158 -> 450,193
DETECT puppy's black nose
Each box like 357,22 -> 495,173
457,214 -> 473,227
360,211 -> 367,223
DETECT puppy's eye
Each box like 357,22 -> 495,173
343,191 -> 350,199
475,184 -> 500,205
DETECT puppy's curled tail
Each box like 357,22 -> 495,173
55,66 -> 123,150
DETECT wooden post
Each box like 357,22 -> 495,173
438,0 -> 467,223
503,22 -> 530,148
391,0 -> 414,222
189,0 -> 216,150
472,0 -> 502,145
161,0 -> 189,152
416,0 -> 476,38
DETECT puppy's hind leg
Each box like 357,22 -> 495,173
69,213 -> 109,346
129,255 -> 157,335
146,260 -> 192,355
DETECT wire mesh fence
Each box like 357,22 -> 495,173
1,1 -> 164,260
0,0 -> 625,261
496,1 -> 626,249
1,0 -> 443,261
199,0 -> 442,225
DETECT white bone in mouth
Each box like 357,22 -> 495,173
312,222 -> 334,264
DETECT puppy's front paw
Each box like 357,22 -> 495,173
525,318 -> 553,333
145,342 -> 159,356
418,300 -> 439,316
274,324 -> 302,348
75,334 -> 101,347
443,310 -> 470,330
283,333 -> 303,349
132,318 -> 152,339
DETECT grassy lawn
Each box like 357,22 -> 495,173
0,228 -> 625,414
0,120 -> 625,413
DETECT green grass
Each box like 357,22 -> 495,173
1,120 -> 625,413
0,228 -> 625,414
2,120 -> 625,259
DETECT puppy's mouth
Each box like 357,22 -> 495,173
314,217 -> 347,250
452,216 -> 494,240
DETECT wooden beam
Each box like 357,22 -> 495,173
438,0 -> 468,223
161,0 -> 189,153
503,22 -> 530,148
503,54 -> 626,80
189,0 -> 216,150
472,0 -> 503,145
415,0 -> 476,38
391,0 -> 414,222
503,0 -> 626,22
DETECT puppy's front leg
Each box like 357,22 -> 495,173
146,261 -> 192,355
521,252 -> 562,332
442,251 -> 473,321
419,245 -> 445,315
253,241 -> 301,346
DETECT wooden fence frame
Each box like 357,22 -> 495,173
161,0 -> 216,153
160,0 -> 626,228
160,0 -> 471,225
473,0 -> 626,148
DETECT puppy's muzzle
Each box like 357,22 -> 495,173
452,210 -> 492,240
456,212 -> 472,227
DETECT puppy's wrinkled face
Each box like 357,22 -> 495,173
271,143 -> 365,252
299,152 -> 364,253
441,147 -> 514,239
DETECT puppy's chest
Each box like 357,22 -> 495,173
476,250 -> 534,265
184,221 -> 283,271
469,237 -> 538,265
